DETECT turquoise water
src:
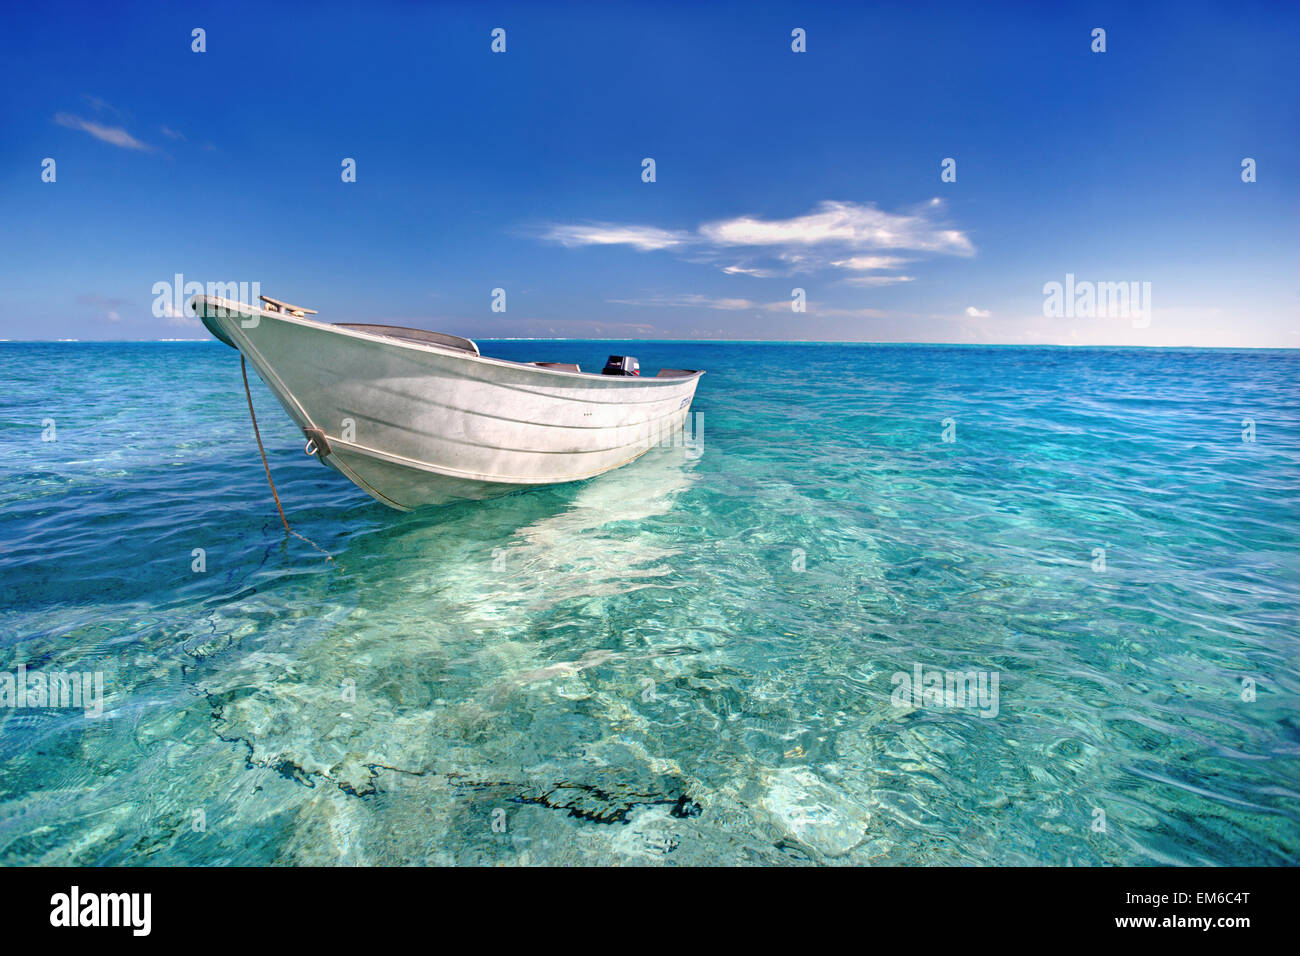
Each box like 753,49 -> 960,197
1,341 -> 1297,865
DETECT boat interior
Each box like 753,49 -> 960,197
335,323 -> 481,355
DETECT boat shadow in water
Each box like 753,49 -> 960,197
332,443 -> 701,600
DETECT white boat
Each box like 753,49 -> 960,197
191,294 -> 704,511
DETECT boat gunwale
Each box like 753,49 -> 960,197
191,295 -> 705,384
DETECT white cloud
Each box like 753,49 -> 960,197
965,306 -> 991,318
721,264 -> 779,277
541,223 -> 688,251
831,255 -> 911,271
699,200 -> 973,256
54,113 -> 151,151
537,200 -> 973,282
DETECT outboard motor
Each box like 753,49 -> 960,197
602,355 -> 640,376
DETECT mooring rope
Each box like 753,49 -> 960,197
240,355 -> 335,563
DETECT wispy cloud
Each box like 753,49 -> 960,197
607,293 -> 756,310
721,264 -> 780,278
81,95 -> 127,120
54,113 -> 151,151
77,292 -> 128,322
965,306 -> 991,317
540,223 -> 689,251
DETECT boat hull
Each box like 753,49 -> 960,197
192,296 -> 703,510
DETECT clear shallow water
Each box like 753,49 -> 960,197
0,340 -> 1297,865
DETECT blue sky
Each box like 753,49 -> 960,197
1,0 -> 1296,344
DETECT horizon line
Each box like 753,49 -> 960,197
1,337 -> 1298,351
